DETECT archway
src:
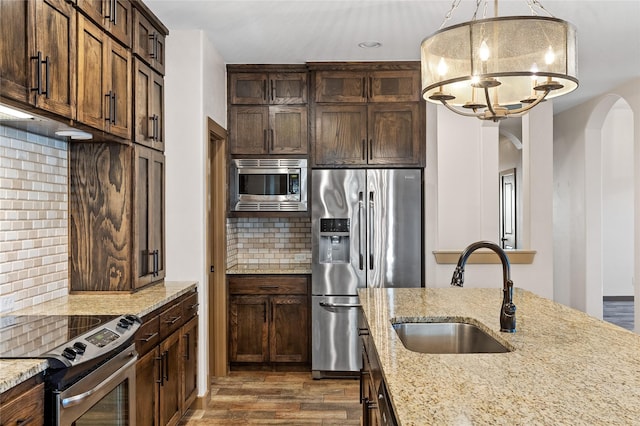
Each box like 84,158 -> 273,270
584,95 -> 635,327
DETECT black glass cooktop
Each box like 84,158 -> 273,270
0,314 -> 117,358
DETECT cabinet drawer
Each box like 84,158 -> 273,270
136,314 -> 160,356
1,382 -> 44,426
182,292 -> 199,320
228,275 -> 308,295
159,302 -> 183,339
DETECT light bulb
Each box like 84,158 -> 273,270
479,40 -> 490,61
437,57 -> 448,76
530,63 -> 539,80
544,46 -> 555,65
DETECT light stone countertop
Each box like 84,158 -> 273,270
358,287 -> 640,426
0,281 -> 197,394
227,263 -> 311,275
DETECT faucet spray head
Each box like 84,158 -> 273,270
451,266 -> 465,287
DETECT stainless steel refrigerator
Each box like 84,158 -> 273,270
311,168 -> 423,378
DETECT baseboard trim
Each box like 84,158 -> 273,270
603,296 -> 634,302
194,392 -> 210,410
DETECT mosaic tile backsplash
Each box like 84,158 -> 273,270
0,125 -> 69,313
227,217 -> 312,269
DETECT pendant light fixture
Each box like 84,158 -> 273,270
421,0 -> 578,121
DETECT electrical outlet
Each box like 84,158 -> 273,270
0,294 -> 15,313
294,253 -> 306,261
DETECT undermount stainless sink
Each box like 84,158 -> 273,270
392,322 -> 511,354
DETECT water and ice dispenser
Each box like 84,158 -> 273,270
319,218 -> 350,264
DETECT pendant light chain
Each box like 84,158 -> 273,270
526,0 -> 555,17
439,0 -> 463,29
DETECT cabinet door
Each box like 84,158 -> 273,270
229,106 -> 269,155
134,59 -> 164,150
69,143 -> 133,292
107,38 -> 132,139
0,0 -> 32,103
76,0 -> 131,46
159,331 -> 181,426
269,105 -> 308,155
229,295 -> 269,363
369,70 -> 420,103
181,316 -> 198,411
33,0 -> 76,118
230,72 -> 268,105
76,15 -> 108,131
0,383 -> 45,426
133,145 -> 165,289
270,295 -> 308,363
133,8 -> 165,74
270,72 -> 307,104
136,348 -> 159,426
315,71 -> 366,103
314,105 -> 367,166
368,103 -> 422,166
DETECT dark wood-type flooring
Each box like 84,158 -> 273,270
179,371 -> 361,425
603,300 -> 634,331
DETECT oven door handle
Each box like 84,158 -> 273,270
319,302 -> 362,309
61,353 -> 137,408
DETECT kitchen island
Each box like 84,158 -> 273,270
0,280 -> 196,393
359,287 -> 640,425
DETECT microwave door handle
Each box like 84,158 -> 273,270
369,191 -> 374,270
358,191 -> 364,270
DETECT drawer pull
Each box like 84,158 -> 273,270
259,286 -> 279,290
17,416 -> 34,425
164,316 -> 182,325
137,332 -> 158,343
188,303 -> 199,310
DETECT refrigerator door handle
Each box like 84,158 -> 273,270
319,302 -> 363,309
358,191 -> 364,270
369,191 -> 374,270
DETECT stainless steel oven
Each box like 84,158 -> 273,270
55,343 -> 137,425
230,158 -> 307,211
0,314 -> 141,426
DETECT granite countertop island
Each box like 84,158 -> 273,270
358,287 -> 640,425
0,281 -> 196,394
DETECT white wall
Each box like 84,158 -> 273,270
554,78 -> 639,323
164,30 -> 226,396
425,103 -> 554,299
602,101 -> 634,297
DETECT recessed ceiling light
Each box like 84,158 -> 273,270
0,104 -> 33,119
358,41 -> 382,49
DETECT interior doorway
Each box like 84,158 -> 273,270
207,118 -> 228,378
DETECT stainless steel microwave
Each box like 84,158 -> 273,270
230,158 -> 307,211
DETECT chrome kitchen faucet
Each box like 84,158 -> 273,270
451,241 -> 517,333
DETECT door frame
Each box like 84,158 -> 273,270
207,117 -> 228,379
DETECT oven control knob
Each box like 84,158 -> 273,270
118,319 -> 131,329
62,347 -> 77,360
73,342 -> 87,354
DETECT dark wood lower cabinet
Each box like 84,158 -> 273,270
0,376 -> 44,426
135,290 -> 199,426
228,275 -> 310,368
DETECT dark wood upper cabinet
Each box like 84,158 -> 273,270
76,0 -> 132,47
311,63 -> 425,167
230,72 -> 307,105
315,69 -> 420,103
133,144 -> 165,289
314,105 -> 367,166
77,15 -> 131,138
134,58 -> 164,151
133,7 -> 166,75
1,0 -> 77,118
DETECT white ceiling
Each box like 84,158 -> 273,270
145,0 -> 640,114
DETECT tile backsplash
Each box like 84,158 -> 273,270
0,125 -> 69,313
227,217 -> 312,268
